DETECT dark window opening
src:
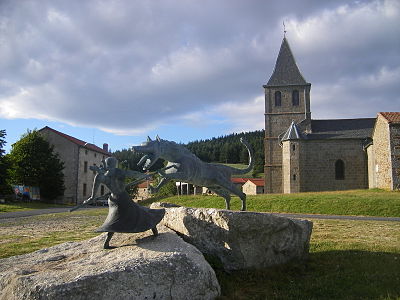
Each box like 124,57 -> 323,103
293,174 -> 296,181
335,160 -> 345,180
84,161 -> 88,173
101,185 -> 105,196
83,183 -> 87,196
274,91 -> 281,106
94,153 -> 97,157
292,90 -> 299,106
292,144 -> 296,151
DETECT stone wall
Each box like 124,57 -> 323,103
370,115 -> 392,189
264,85 -> 311,194
296,139 -> 368,192
389,124 -> 400,190
282,141 -> 300,193
40,128 -> 110,204
76,147 -> 110,204
40,129 -> 79,203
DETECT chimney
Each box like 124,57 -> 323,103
103,143 -> 109,152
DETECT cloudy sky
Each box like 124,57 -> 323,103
1,0 -> 399,153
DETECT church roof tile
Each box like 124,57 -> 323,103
306,118 -> 376,140
265,37 -> 309,87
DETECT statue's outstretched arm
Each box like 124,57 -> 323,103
85,173 -> 104,204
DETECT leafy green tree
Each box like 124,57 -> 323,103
0,130 -> 12,195
8,130 -> 65,201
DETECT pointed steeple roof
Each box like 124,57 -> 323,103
281,121 -> 303,142
266,37 -> 309,87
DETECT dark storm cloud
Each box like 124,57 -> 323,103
0,0 -> 399,135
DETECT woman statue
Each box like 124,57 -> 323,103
84,157 -> 165,249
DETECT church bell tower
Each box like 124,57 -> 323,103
264,37 -> 311,193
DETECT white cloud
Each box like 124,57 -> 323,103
0,0 -> 399,140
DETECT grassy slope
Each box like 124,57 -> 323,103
144,189 -> 400,217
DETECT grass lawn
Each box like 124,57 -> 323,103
0,201 -> 70,213
1,190 -> 399,299
143,189 -> 400,217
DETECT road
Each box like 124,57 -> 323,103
0,207 -> 399,222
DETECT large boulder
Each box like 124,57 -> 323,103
0,227 -> 220,300
151,203 -> 313,271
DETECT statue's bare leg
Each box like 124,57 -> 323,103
104,232 -> 114,249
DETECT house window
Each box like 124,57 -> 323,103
274,91 -> 281,106
292,90 -> 299,106
94,153 -> 97,158
101,185 -> 105,196
335,160 -> 345,180
293,174 -> 296,181
84,161 -> 88,173
292,144 -> 296,151
83,183 -> 87,196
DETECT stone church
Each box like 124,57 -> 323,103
264,37 -> 400,193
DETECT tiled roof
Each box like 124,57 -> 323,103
39,126 -> 111,156
231,178 -> 250,184
281,121 -> 303,141
265,37 -> 309,87
137,181 -> 154,188
379,112 -> 400,124
245,178 -> 264,187
305,118 -> 376,140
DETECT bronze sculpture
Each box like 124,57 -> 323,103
132,136 -> 253,211
77,157 -> 165,249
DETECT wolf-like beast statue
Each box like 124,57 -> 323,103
132,136 -> 254,211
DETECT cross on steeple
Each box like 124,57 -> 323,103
283,21 -> 287,37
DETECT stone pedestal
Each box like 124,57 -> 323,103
0,227 -> 220,300
151,203 -> 313,271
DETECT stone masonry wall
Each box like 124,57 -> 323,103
282,141 -> 301,193
264,85 -> 311,193
372,116 -> 392,189
40,129 -> 79,203
76,148 -> 110,204
297,139 -> 368,192
389,124 -> 400,190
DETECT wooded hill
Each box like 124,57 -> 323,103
185,130 -> 265,176
113,130 -> 265,177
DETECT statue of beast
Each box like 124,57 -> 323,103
132,136 -> 254,211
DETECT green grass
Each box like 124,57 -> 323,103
216,219 -> 400,299
1,192 -> 400,299
220,163 -> 256,178
142,189 -> 400,217
0,201 -> 69,213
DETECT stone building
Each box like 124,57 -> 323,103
242,179 -> 265,195
39,126 -> 111,204
264,37 -> 399,193
366,112 -> 400,190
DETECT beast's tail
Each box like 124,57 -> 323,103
232,138 -> 254,175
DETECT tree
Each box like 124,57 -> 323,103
8,130 -> 65,201
0,130 -> 11,195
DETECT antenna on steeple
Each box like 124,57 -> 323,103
283,21 -> 287,37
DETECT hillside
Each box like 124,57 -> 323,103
113,130 -> 265,177
186,130 -> 264,177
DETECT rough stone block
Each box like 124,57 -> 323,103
0,227 -> 220,300
151,203 -> 313,271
